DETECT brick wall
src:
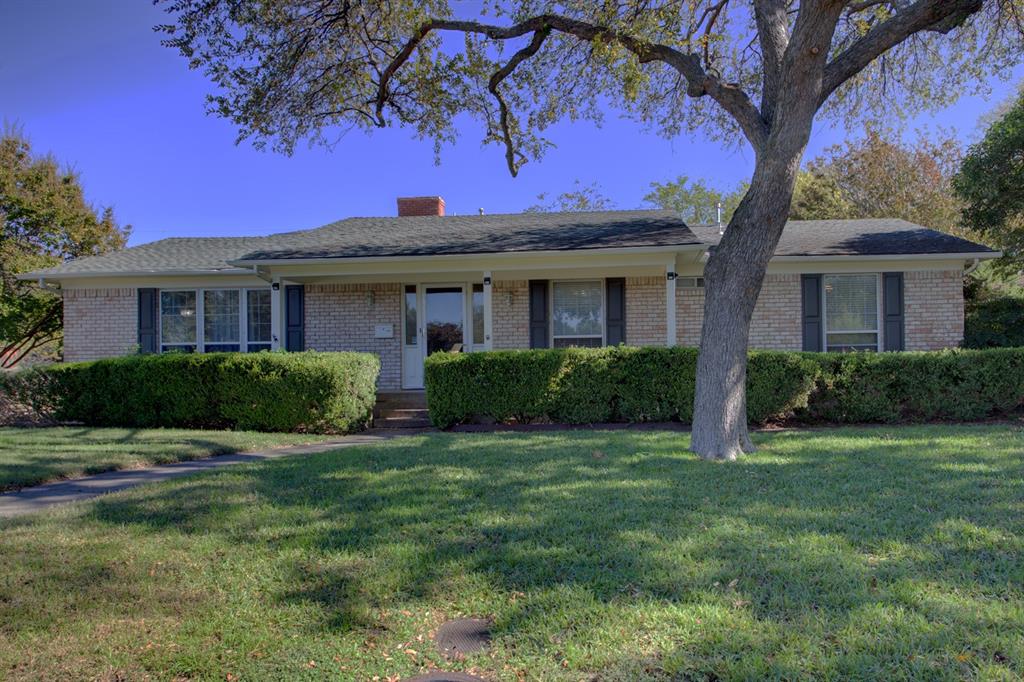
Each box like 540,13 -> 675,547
305,283 -> 402,389
493,279 -> 530,349
904,269 -> 963,350
677,287 -> 704,347
749,273 -> 802,349
675,274 -> 802,349
63,288 -> 137,362
624,276 -> 666,346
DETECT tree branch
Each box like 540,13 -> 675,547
820,0 -> 984,105
375,14 -> 769,153
753,0 -> 790,124
488,29 -> 550,176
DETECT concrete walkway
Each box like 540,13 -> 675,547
0,429 -> 428,520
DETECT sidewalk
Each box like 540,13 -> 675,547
0,429 -> 428,519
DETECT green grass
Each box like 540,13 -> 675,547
0,427 -> 324,491
1,425 -> 1022,680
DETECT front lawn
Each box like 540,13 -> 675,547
1,426 -> 1021,680
0,427 -> 324,491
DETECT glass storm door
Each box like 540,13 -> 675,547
424,286 -> 465,356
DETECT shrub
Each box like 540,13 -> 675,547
425,346 -> 820,428
964,295 -> 1024,348
1,351 -> 379,433
426,346 -> 1024,428
798,348 -> 1024,423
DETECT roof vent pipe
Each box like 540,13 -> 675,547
717,202 -> 724,235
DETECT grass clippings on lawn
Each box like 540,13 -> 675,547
0,425 -> 1022,680
0,427 -> 324,491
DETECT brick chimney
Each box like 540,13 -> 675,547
397,196 -> 445,217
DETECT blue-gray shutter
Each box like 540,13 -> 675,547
137,288 -> 159,354
285,285 -> 304,351
605,277 -> 626,345
528,280 -> 549,348
882,272 -> 905,351
801,274 -> 823,351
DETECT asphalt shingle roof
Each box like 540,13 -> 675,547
22,212 -> 996,279
689,218 -> 997,257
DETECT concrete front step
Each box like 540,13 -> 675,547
375,412 -> 432,428
373,392 -> 431,428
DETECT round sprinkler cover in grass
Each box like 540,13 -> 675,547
435,618 -> 492,659
402,673 -> 487,682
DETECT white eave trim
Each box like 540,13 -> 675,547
769,251 -> 1002,262
17,267 -> 259,281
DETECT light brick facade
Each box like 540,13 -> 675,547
305,282 -> 402,389
674,274 -> 802,349
624,276 -> 666,346
492,279 -> 530,349
904,269 -> 964,350
749,273 -> 803,349
62,288 -> 137,362
57,268 -> 966,383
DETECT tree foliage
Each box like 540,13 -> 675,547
525,180 -> 615,212
0,130 -> 129,367
157,1 -> 1022,176
955,87 -> 1024,273
790,126 -> 967,237
644,175 -> 747,224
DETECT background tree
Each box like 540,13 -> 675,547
0,130 -> 129,368
644,176 -> 748,224
955,87 -> 1024,274
794,126 -> 968,235
159,0 -> 1024,460
525,180 -> 615,212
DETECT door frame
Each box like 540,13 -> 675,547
401,282 -> 469,389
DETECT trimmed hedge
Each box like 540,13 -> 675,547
2,351 -> 379,433
425,346 -> 1024,428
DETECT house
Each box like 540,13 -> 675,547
19,196 -> 999,390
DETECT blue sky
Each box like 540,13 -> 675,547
2,0 -> 1022,246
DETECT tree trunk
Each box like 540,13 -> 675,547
690,133 -> 812,460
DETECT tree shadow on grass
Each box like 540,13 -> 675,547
80,428 -> 1024,676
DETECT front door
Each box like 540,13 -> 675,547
402,284 -> 466,389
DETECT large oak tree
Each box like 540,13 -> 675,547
159,0 -> 1023,460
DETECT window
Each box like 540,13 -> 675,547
404,284 -> 417,346
160,290 -> 197,352
204,290 -> 241,352
160,288 -> 271,354
552,280 -> 603,348
823,274 -> 880,351
246,289 -> 272,352
472,283 -> 484,346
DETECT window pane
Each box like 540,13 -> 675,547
404,285 -> 417,345
205,343 -> 240,352
247,343 -> 272,353
204,290 -> 240,345
247,289 -> 272,343
553,337 -> 602,349
160,291 -> 197,346
826,332 -> 879,352
552,281 -> 602,338
825,274 -> 878,332
472,283 -> 484,345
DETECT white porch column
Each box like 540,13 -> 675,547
270,277 -> 283,350
666,264 -> 677,347
483,270 -> 494,350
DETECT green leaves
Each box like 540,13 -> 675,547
0,130 -> 129,366
954,88 -> 1024,273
